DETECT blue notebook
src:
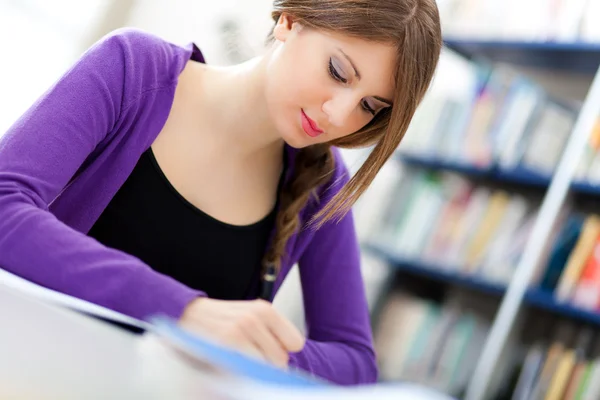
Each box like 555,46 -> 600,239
149,316 -> 327,388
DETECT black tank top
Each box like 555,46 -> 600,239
88,148 -> 280,300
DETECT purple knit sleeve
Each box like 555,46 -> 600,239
0,29 -> 205,321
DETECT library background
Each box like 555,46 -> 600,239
1,1 -> 600,399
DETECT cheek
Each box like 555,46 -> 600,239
284,59 -> 322,102
268,60 -> 325,118
351,114 -> 372,132
264,61 -> 305,139
339,109 -> 372,134
344,112 -> 380,141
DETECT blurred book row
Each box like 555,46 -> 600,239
374,292 -> 490,397
438,0 -> 600,42
398,50 -> 600,182
536,213 -> 600,312
511,320 -> 600,400
373,169 -> 538,285
370,166 -> 600,313
372,287 -> 600,399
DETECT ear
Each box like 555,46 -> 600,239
273,13 -> 297,42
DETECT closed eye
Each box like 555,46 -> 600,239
362,100 -> 376,115
328,59 -> 347,84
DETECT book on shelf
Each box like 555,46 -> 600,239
571,235 -> 600,310
576,118 -> 600,184
398,48 -> 482,160
520,101 -> 577,176
478,194 -> 527,272
511,343 -> 546,400
555,215 -> 600,302
493,77 -> 545,171
462,190 -> 510,272
443,186 -> 491,268
510,322 -> 600,400
373,291 -> 490,397
461,65 -> 514,167
537,213 -> 585,293
485,209 -> 538,284
421,174 -> 473,264
545,348 -> 576,400
375,292 -> 430,381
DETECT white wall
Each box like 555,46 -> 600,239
124,0 -> 275,65
0,1 -> 106,133
0,0 -> 277,134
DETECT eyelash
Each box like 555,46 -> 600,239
328,59 -> 376,116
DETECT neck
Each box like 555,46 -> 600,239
195,53 -> 284,161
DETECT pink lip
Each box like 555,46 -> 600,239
301,110 -> 324,138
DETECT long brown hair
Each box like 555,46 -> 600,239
263,0 -> 442,271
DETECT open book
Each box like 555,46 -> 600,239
150,316 -> 456,400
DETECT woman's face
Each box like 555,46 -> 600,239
265,14 -> 396,149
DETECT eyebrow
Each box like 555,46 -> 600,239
338,48 -> 394,107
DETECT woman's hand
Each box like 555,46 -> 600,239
179,298 -> 305,368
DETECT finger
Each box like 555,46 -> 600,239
221,328 -> 265,362
238,342 -> 266,362
242,316 -> 289,367
254,300 -> 305,353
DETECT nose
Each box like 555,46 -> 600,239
322,92 -> 357,128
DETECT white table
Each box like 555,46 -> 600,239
0,284 -> 230,400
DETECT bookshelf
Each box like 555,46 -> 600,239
460,43 -> 600,399
365,242 -> 600,328
366,37 -> 600,399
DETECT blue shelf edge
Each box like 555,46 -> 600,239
494,167 -> 552,187
444,38 -> 600,74
364,242 -> 600,326
572,181 -> 600,195
445,39 -> 600,52
524,289 -> 600,326
397,153 -> 600,195
398,154 -> 493,177
363,243 -> 507,296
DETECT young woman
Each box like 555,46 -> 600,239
0,0 -> 441,385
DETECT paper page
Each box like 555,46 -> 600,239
0,268 -> 149,331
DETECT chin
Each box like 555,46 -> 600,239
275,118 -> 311,149
281,135 -> 309,149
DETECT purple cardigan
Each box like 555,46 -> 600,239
0,28 -> 376,384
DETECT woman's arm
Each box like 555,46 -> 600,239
288,151 -> 378,385
0,29 -> 205,320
